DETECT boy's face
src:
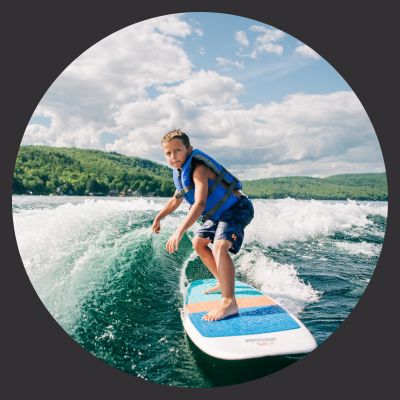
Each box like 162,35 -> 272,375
162,138 -> 193,169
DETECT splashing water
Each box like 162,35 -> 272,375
12,196 -> 387,387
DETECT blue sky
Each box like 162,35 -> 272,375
25,12 -> 384,179
182,13 -> 351,104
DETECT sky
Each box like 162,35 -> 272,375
24,12 -> 385,180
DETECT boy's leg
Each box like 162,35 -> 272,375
193,221 -> 221,293
202,196 -> 254,321
202,239 -> 238,321
192,236 -> 221,292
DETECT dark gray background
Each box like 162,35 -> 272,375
1,1 -> 398,398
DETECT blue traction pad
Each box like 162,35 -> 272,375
186,279 -> 262,304
189,305 -> 300,337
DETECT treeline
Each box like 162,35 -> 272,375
242,174 -> 387,201
13,145 -> 175,196
13,145 -> 387,200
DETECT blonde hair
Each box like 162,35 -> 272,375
161,129 -> 191,148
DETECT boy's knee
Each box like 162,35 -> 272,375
212,239 -> 231,255
192,236 -> 210,252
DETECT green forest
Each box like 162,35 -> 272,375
242,174 -> 387,200
13,145 -> 175,197
12,145 -> 387,200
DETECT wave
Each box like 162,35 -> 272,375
235,248 -> 321,315
245,198 -> 387,248
13,197 -> 387,319
12,196 -> 386,386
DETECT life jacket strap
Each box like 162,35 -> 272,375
174,169 -> 194,199
199,179 -> 237,224
175,184 -> 194,199
175,168 -> 225,200
208,171 -> 225,196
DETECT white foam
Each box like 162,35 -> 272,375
12,197 -> 179,329
245,198 -> 387,248
13,198 -> 165,275
12,196 -> 385,324
335,241 -> 380,257
179,251 -> 198,296
236,249 -> 321,315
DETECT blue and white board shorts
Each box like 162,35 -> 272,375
196,196 -> 254,254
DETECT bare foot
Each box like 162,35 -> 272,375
202,298 -> 239,321
203,284 -> 221,294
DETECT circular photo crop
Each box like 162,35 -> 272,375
12,12 -> 387,388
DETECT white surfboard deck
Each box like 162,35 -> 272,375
181,279 -> 317,360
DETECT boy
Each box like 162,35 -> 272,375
151,129 -> 254,321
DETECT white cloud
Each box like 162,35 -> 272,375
211,91 -> 382,178
256,42 -> 284,56
235,30 -> 249,47
252,25 -> 285,56
23,14 -> 194,149
65,16 -> 193,90
239,158 -> 384,179
238,25 -> 285,59
149,14 -> 193,37
113,100 -> 169,128
157,70 -> 244,106
295,44 -> 321,60
23,106 -> 104,148
23,15 -> 383,179
250,25 -> 285,39
103,90 -> 383,180
194,28 -> 204,36
216,57 -> 244,69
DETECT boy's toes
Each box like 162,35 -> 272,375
202,311 -> 215,321
203,285 -> 221,294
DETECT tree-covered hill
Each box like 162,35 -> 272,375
242,173 -> 387,200
12,145 -> 387,200
13,145 -> 175,196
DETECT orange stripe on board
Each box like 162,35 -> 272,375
185,296 -> 276,314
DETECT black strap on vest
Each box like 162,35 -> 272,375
175,184 -> 194,199
174,169 -> 194,199
208,170 -> 225,196
174,166 -> 239,223
199,179 -> 237,224
175,168 -> 225,200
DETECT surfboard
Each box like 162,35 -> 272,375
181,278 -> 317,360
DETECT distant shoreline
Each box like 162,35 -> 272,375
13,145 -> 388,201
11,193 -> 388,202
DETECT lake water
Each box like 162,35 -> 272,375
12,195 -> 387,387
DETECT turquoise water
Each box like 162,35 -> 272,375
12,196 -> 387,387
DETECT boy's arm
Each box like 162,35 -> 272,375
152,191 -> 183,233
176,164 -> 208,233
166,164 -> 208,253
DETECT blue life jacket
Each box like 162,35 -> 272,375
172,149 -> 242,223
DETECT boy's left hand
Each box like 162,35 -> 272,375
166,230 -> 184,253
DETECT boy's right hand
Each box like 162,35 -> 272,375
151,218 -> 161,234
